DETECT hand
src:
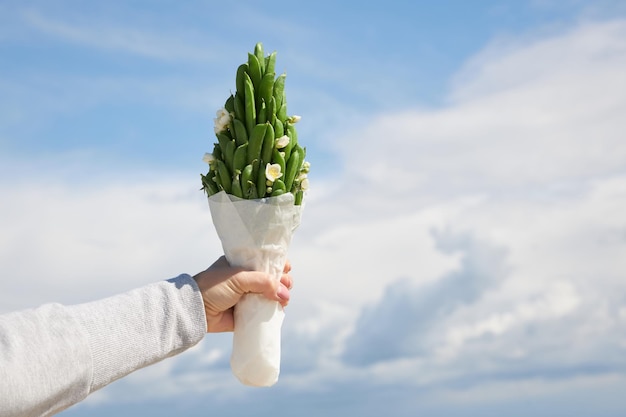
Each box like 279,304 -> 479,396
193,256 -> 293,333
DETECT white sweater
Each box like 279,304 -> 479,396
0,274 -> 207,417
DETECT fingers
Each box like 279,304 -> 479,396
195,257 -> 295,333
232,269 -> 291,305
205,256 -> 294,305
280,271 -> 293,290
218,257 -> 293,290
276,283 -> 290,306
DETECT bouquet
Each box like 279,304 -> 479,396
201,42 -> 309,387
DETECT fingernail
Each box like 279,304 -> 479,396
277,285 -> 289,301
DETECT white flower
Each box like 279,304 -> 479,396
215,108 -> 230,123
288,115 -> 301,124
275,135 -> 290,149
202,152 -> 215,165
265,163 -> 283,182
297,172 -> 309,191
213,108 -> 231,134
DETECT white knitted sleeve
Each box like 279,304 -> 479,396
0,274 -> 207,417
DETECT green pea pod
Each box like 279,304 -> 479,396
244,74 -> 256,135
219,126 -> 233,138
283,123 -> 294,162
265,51 -> 276,76
287,121 -> 299,145
261,122 -> 275,164
200,173 -> 219,196
236,64 -> 249,96
249,183 -> 259,199
257,99 -> 267,124
247,53 -> 262,89
224,139 -> 235,173
271,179 -> 286,196
217,133 -> 230,153
277,103 -> 287,123
251,158 -> 260,183
232,118 -> 248,146
267,96 -> 277,126
294,143 -> 305,163
217,160 -> 232,194
233,142 -> 248,175
241,164 -> 254,197
224,94 -> 235,114
295,190 -> 304,205
212,143 -> 222,161
273,73 -> 286,108
257,162 -> 267,199
247,124 -> 267,165
254,42 -> 265,74
284,122 -> 298,161
234,92 -> 246,123
211,172 -> 224,192
273,148 -> 286,175
295,145 -> 306,180
258,73 -> 275,108
231,173 -> 243,198
283,144 -> 301,192
274,118 -> 284,138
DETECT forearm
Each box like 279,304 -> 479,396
70,274 -> 207,392
0,274 -> 207,417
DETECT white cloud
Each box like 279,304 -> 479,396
333,20 -> 626,204
0,171 -> 222,313
280,16 -> 626,394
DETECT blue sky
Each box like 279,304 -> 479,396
2,1 -> 626,416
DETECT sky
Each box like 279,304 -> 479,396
1,0 -> 626,416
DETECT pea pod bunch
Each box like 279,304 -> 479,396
201,42 -> 309,205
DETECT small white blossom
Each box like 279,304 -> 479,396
302,161 -> 311,173
288,115 -> 301,124
265,163 -> 283,182
202,152 -> 215,165
300,177 -> 309,191
213,108 -> 231,134
275,135 -> 290,149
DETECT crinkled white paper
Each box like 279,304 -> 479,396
208,191 -> 302,387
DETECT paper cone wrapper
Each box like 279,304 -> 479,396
208,191 -> 303,386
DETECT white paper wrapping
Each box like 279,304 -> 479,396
208,191 -> 302,386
